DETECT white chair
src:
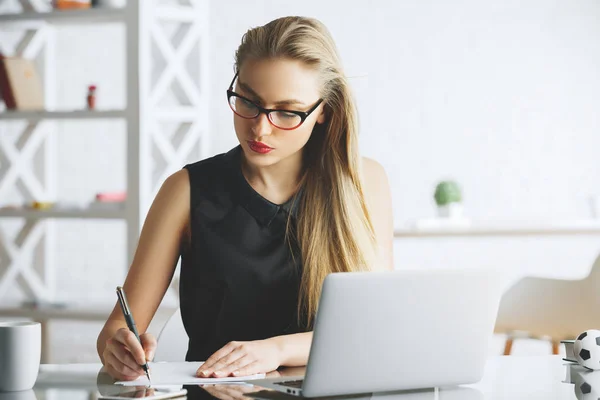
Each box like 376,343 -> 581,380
495,253 -> 600,355
154,307 -> 189,361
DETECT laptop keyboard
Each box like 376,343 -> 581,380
274,379 -> 304,388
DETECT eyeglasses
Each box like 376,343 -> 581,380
227,72 -> 324,131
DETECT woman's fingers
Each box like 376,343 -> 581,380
105,365 -> 140,382
140,333 -> 157,362
105,338 -> 144,374
104,351 -> 144,379
197,342 -> 238,376
206,348 -> 248,377
213,355 -> 253,378
230,361 -> 261,378
103,329 -> 157,381
113,328 -> 147,366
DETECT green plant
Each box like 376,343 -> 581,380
434,181 -> 462,206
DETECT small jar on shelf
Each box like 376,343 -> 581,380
86,84 -> 96,110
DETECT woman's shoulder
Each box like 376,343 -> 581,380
181,147 -> 242,211
361,156 -> 388,185
158,169 -> 190,206
361,156 -> 392,218
184,147 -> 238,175
361,156 -> 394,270
184,146 -> 240,188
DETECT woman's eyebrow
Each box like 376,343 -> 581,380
238,80 -> 306,107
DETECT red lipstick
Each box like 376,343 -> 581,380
248,140 -> 274,154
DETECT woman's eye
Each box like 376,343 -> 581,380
277,111 -> 298,119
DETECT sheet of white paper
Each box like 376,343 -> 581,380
116,362 -> 265,386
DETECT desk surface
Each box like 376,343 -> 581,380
14,356 -> 590,400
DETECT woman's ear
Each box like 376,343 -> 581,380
316,104 -> 327,124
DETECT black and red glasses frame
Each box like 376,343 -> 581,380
227,72 -> 324,131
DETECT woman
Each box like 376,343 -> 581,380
97,16 -> 393,381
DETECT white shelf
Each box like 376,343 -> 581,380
0,207 -> 126,219
0,303 -> 176,322
394,220 -> 600,238
0,8 -> 126,24
0,109 -> 127,120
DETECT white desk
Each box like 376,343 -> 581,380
16,356 -> 588,400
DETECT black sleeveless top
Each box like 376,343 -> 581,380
179,146 -> 306,361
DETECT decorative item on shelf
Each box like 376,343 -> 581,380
563,362 -> 600,400
92,0 -> 126,8
573,330 -> 600,370
0,54 -> 44,110
434,180 -> 463,218
90,191 -> 126,209
95,191 -> 126,202
86,84 -> 97,110
52,0 -> 91,9
30,201 -> 55,210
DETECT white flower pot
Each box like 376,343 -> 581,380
437,202 -> 463,219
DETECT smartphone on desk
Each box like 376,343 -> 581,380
98,386 -> 187,400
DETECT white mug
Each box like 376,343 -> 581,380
0,321 -> 41,392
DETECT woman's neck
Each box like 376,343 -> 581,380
241,151 -> 303,205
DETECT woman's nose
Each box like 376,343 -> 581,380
251,112 -> 273,136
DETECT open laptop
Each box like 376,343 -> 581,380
253,268 -> 504,398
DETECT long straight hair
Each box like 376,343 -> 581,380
235,17 -> 377,328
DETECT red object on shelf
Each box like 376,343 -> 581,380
95,191 -> 126,202
86,84 -> 96,110
53,0 -> 91,10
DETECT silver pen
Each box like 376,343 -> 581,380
116,286 -> 152,383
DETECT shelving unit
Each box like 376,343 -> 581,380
0,207 -> 127,219
0,109 -> 128,120
0,7 -> 126,24
0,0 -> 210,308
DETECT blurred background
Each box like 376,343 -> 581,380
0,0 -> 599,363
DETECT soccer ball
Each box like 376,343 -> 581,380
571,365 -> 600,400
574,330 -> 600,370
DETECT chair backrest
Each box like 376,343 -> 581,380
154,308 -> 188,362
494,254 -> 600,340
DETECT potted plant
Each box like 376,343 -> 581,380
434,180 -> 463,218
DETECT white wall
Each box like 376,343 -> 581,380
208,0 -> 600,284
1,0 -> 599,362
211,0 -> 600,224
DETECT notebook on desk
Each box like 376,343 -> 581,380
253,268 -> 504,397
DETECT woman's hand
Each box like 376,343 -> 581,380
102,328 -> 157,381
196,339 -> 282,378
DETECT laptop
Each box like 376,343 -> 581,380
253,268 -> 504,398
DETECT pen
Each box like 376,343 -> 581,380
116,286 -> 152,383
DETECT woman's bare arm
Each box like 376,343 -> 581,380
362,157 -> 394,271
97,169 -> 190,363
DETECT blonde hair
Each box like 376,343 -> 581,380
235,16 -> 377,328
